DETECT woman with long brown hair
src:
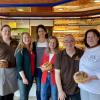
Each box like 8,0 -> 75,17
33,24 -> 49,100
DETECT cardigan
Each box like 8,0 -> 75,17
41,51 -> 56,85
15,48 -> 35,82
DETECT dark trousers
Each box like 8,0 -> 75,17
36,68 -> 42,100
65,92 -> 81,100
0,93 -> 14,100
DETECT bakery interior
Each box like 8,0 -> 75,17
0,0 -> 100,99
0,0 -> 100,49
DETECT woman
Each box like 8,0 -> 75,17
79,29 -> 100,100
0,25 -> 18,100
41,36 -> 59,100
33,24 -> 48,100
15,32 -> 35,100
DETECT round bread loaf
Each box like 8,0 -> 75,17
42,62 -> 49,68
73,71 -> 88,83
41,62 -> 53,71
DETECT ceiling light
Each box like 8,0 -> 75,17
54,6 -> 79,8
58,8 -> 64,11
0,16 -> 7,18
94,0 -> 100,2
88,15 -> 100,17
17,8 -> 24,12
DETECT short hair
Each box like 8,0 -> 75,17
84,29 -> 100,48
1,24 -> 11,31
64,34 -> 75,41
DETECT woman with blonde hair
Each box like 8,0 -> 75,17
15,32 -> 35,100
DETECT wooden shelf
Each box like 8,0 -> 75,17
53,19 -> 100,49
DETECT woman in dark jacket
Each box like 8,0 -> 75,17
15,32 -> 35,100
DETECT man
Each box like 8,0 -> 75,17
55,34 -> 83,100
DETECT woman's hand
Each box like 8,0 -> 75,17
83,75 -> 98,83
41,62 -> 53,72
58,90 -> 66,100
19,71 -> 29,85
22,78 -> 29,85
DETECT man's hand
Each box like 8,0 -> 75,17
58,90 -> 66,100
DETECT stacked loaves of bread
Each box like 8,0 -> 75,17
73,71 -> 88,83
41,62 -> 53,72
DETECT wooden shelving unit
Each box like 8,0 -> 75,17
53,18 -> 100,49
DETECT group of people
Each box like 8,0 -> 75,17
0,24 -> 100,100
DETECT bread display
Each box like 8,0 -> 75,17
41,62 -> 53,72
73,71 -> 88,83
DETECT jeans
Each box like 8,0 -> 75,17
18,79 -> 32,100
80,89 -> 100,100
36,68 -> 42,100
41,73 -> 58,100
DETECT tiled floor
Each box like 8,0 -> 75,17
14,96 -> 37,100
14,83 -> 36,100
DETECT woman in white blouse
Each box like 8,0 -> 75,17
79,29 -> 100,100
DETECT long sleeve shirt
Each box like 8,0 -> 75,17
79,46 -> 100,94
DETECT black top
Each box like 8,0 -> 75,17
55,47 -> 83,95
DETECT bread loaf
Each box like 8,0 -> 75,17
41,62 -> 53,71
73,71 -> 88,83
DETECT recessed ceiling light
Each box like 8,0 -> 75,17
54,6 -> 79,8
58,8 -> 64,11
17,8 -> 24,12
94,0 -> 100,2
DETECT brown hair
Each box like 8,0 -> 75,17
84,29 -> 100,48
1,24 -> 11,31
36,24 -> 48,40
47,36 -> 59,53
